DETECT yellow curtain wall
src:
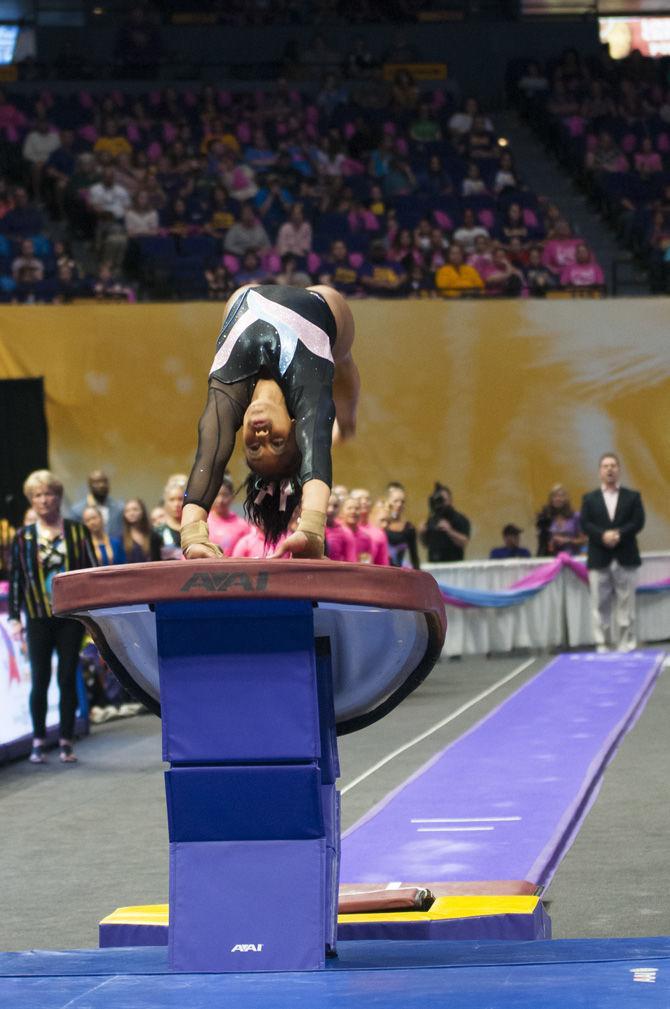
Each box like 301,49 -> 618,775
0,298 -> 668,556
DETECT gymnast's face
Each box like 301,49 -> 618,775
243,399 -> 298,478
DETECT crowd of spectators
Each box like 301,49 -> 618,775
512,46 -> 670,292
0,462 -> 591,727
0,62 -> 602,302
0,466 -> 589,587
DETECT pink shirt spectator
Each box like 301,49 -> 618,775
542,238 -> 581,273
276,220 -> 313,257
468,254 -> 496,282
231,526 -> 286,558
560,262 -> 604,287
361,524 -> 390,565
351,526 -> 373,563
207,511 -> 251,556
634,151 -> 663,173
0,99 -> 26,141
325,523 -> 357,562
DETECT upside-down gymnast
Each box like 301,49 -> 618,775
181,283 -> 360,560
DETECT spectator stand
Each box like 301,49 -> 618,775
0,56 -> 599,301
510,50 -> 670,294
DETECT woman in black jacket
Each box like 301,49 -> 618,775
9,470 -> 96,764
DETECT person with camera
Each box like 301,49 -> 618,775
420,483 -> 471,563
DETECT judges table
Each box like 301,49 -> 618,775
426,552 -> 670,657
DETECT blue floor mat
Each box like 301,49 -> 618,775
0,938 -> 668,1009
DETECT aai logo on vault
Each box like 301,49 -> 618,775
231,944 -> 264,952
180,571 -> 269,593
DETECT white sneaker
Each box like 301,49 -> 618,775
118,703 -> 143,717
596,645 -> 610,654
617,641 -> 637,653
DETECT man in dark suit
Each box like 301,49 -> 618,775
580,453 -> 645,653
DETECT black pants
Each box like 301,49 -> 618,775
25,617 -> 83,740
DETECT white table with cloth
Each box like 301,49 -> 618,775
425,552 -> 670,657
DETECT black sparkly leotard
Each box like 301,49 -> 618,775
185,285 -> 338,511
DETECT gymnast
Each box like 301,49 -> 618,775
181,283 -> 360,560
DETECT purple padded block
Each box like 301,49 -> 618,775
341,651 -> 664,887
337,902 -> 551,942
321,784 -> 338,849
165,765 -> 324,842
157,600 -> 320,764
99,923 -> 167,948
169,839 -> 326,972
321,785 -> 340,951
315,642 -> 339,784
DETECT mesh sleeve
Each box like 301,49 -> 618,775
184,379 -> 249,512
287,380 -> 336,488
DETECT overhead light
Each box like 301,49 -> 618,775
498,137 -> 509,147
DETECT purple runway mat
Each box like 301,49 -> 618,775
341,651 -> 664,888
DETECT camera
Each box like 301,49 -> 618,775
428,484 -> 452,520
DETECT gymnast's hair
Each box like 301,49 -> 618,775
243,471 -> 303,546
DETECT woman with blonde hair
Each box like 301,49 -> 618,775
385,484 -> 420,569
535,483 -> 586,556
156,474 -> 187,559
8,470 -> 96,764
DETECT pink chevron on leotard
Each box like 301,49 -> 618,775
209,289 -> 334,377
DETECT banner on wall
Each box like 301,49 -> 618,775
0,609 -> 60,751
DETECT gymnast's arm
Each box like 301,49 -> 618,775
181,380 -> 245,557
320,285 -> 360,442
332,351 -> 360,443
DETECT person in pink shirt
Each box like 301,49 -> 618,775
634,137 -> 663,175
231,505 -> 299,559
350,487 -> 389,565
0,89 -> 27,140
275,203 -> 313,257
339,496 -> 373,563
231,525 -> 270,558
232,524 -> 288,558
206,475 -> 250,555
560,243 -> 604,289
481,247 -> 524,297
542,220 -> 582,275
468,233 -> 494,280
324,493 -> 357,562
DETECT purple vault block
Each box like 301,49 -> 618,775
157,598 -> 336,972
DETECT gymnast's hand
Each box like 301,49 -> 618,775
180,518 -> 224,559
183,541 -> 224,560
271,530 -> 324,560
